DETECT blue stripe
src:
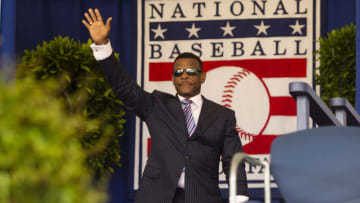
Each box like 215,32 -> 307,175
150,18 -> 307,41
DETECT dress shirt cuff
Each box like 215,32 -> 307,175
236,195 -> 249,203
90,40 -> 113,61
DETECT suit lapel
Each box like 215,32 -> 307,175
165,97 -> 189,139
191,97 -> 218,139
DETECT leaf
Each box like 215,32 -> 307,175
64,75 -> 71,83
41,74 -> 49,80
31,66 -> 43,72
118,118 -> 126,124
104,89 -> 112,97
81,65 -> 90,72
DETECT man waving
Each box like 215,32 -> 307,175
82,8 -> 248,203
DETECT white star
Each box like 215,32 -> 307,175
289,20 -> 305,35
186,23 -> 201,39
254,20 -> 271,36
220,21 -> 236,37
151,24 -> 167,40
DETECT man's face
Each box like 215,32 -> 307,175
172,58 -> 206,98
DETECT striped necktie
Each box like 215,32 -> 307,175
182,99 -> 196,136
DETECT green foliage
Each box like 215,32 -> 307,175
0,77 -> 107,203
18,36 -> 126,173
315,24 -> 356,106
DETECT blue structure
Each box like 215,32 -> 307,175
357,0 -> 360,112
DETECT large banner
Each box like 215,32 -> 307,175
135,0 -> 321,193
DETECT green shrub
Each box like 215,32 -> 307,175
315,24 -> 356,106
0,77 -> 107,203
17,36 -> 126,173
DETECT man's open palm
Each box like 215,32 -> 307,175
82,8 -> 112,45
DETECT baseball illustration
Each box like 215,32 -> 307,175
202,66 -> 270,146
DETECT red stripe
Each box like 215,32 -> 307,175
243,135 -> 279,154
149,58 -> 306,81
147,138 -> 151,157
270,96 -> 297,116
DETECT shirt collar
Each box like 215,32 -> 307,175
178,93 -> 203,107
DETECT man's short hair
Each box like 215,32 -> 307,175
173,52 -> 203,71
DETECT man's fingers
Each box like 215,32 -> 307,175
84,13 -> 93,25
88,8 -> 97,22
94,8 -> 103,22
81,19 -> 90,29
105,17 -> 112,29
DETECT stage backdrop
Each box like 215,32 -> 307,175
133,0 -> 321,195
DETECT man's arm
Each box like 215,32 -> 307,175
222,111 -> 249,199
82,8 -> 153,119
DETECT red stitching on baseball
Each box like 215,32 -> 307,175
222,95 -> 232,98
236,126 -> 256,141
230,77 -> 240,82
234,74 -> 244,78
221,99 -> 232,103
221,69 -> 254,144
227,81 -> 237,85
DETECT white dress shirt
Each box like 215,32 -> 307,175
177,93 -> 203,189
90,41 -> 112,60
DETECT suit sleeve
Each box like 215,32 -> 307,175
98,54 -> 153,120
221,111 -> 249,196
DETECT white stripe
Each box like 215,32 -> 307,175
262,116 -> 297,135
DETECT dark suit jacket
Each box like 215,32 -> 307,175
99,55 -> 248,203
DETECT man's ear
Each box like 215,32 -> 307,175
201,72 -> 206,84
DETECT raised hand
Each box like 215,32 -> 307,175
82,8 -> 112,45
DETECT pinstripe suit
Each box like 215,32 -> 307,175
99,55 -> 248,203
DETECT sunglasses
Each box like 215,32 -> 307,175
173,68 -> 202,77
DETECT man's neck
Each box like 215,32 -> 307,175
178,93 -> 203,107
178,93 -> 201,100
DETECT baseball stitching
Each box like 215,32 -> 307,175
221,69 -> 256,144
